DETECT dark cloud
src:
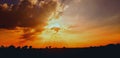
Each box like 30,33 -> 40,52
0,0 -> 59,40
0,0 -> 58,29
0,0 -> 20,5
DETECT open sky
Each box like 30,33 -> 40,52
0,0 -> 120,48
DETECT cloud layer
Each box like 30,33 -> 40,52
0,0 -> 60,40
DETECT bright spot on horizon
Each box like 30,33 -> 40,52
38,16 -> 70,48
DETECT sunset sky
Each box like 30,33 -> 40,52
0,0 -> 120,48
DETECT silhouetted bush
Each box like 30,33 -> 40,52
29,46 -> 32,49
8,45 -> 15,49
22,46 -> 28,49
0,44 -> 120,58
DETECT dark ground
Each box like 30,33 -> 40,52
0,44 -> 120,58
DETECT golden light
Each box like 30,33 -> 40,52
37,1 -> 70,48
39,16 -> 69,48
45,19 -> 61,29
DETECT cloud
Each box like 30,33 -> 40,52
0,0 -> 60,41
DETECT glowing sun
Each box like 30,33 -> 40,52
39,17 -> 68,48
38,1 -> 69,48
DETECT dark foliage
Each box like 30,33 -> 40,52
0,44 -> 120,58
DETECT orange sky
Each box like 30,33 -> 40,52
0,0 -> 120,48
0,19 -> 120,48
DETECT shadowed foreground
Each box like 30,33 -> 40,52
0,44 -> 120,58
